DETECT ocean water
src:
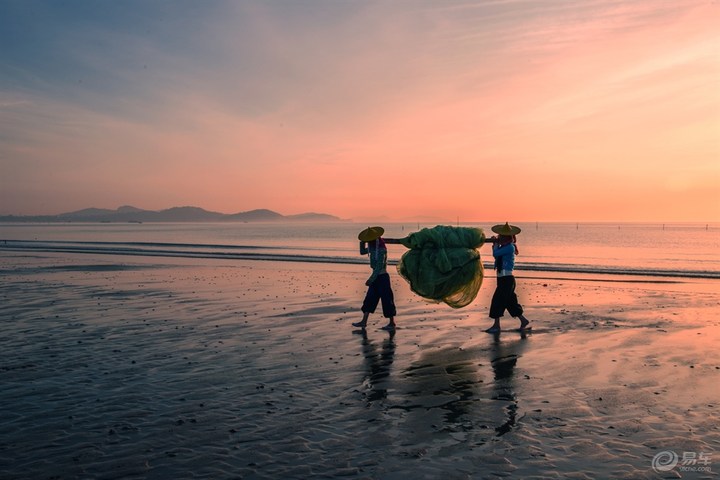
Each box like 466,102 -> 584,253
1,221 -> 718,279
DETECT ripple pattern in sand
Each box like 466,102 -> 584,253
1,254 -> 719,479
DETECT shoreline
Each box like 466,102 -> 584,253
1,251 -> 718,479
2,240 -> 719,280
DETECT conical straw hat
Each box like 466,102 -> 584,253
358,226 -> 385,242
491,222 -> 521,236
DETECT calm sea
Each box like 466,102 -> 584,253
1,222 -> 718,279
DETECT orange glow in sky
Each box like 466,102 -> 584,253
0,1 -> 718,222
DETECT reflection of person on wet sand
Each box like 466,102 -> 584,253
485,222 -> 532,334
489,333 -> 528,436
356,329 -> 396,403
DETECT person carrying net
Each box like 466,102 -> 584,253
353,227 -> 400,332
484,222 -> 532,333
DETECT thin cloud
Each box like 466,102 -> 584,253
0,0 -> 717,220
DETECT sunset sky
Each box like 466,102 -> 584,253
0,0 -> 718,222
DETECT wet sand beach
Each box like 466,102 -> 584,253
1,251 -> 718,479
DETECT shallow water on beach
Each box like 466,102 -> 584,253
1,221 -> 719,278
1,252 -> 718,479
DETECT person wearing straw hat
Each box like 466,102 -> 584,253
485,222 -> 532,333
353,226 -> 400,331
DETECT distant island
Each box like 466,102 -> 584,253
0,206 -> 345,223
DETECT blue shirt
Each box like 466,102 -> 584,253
492,242 -> 516,277
360,242 -> 388,284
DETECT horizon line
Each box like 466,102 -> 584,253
0,204 -> 717,225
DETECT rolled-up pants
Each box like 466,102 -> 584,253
489,275 -> 523,318
361,273 -> 396,318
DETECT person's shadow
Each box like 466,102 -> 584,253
355,330 -> 396,403
489,331 -> 528,436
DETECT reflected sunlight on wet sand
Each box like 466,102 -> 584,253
1,252 -> 718,479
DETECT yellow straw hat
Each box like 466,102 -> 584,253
491,222 -> 521,236
358,226 -> 384,242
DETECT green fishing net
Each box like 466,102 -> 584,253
397,225 -> 486,309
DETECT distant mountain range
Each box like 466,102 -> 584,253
0,206 -> 344,223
